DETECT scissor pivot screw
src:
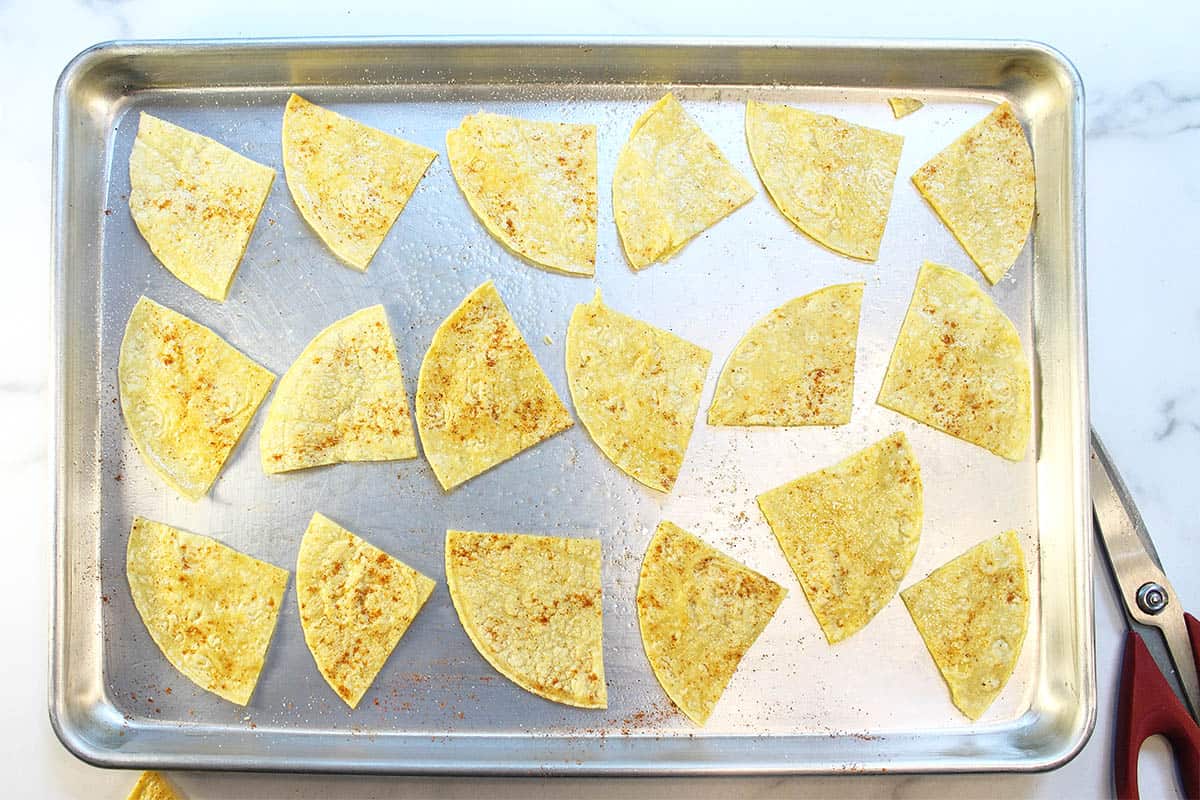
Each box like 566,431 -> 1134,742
1136,582 -> 1168,615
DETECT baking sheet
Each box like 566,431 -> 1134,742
51,38 -> 1092,774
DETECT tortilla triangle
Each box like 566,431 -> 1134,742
709,282 -> 863,426
126,517 -> 288,706
901,530 -> 1029,719
283,94 -> 436,271
447,112 -> 597,276
613,93 -> 754,269
297,513 -> 435,708
119,296 -> 274,500
566,290 -> 711,492
757,432 -> 923,643
746,101 -> 903,261
261,305 -> 417,473
446,530 -> 606,708
636,521 -> 785,725
911,102 -> 1034,284
128,113 -> 274,301
877,262 -> 1031,460
416,281 -> 573,490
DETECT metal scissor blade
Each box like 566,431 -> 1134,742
1092,429 -> 1200,722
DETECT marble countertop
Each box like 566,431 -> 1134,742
7,0 -> 1197,797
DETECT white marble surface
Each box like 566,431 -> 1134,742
5,0 -> 1198,797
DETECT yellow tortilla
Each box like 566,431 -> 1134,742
416,281 -> 573,490
901,530 -> 1029,720
126,517 -> 288,706
756,432 -> 923,644
613,93 -> 755,269
709,283 -> 864,426
888,97 -> 924,119
745,101 -> 903,261
282,93 -> 436,271
446,112 -> 597,276
877,262 -> 1031,460
260,305 -> 417,473
636,521 -> 785,725
127,771 -> 184,800
297,513 -> 435,708
446,530 -> 606,708
566,290 -> 711,492
911,102 -> 1035,283
128,113 -> 275,301
119,296 -> 274,500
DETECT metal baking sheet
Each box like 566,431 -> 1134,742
51,37 -> 1092,775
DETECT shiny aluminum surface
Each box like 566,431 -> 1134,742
51,37 -> 1092,774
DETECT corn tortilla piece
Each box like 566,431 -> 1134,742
613,93 -> 755,269
128,113 -> 274,301
445,530 -> 606,708
297,513 -> 435,708
756,432 -> 923,644
126,517 -> 288,706
709,283 -> 864,426
877,262 -> 1031,460
260,305 -> 417,474
911,102 -> 1035,284
745,101 -> 903,261
119,296 -> 274,500
415,281 -> 573,490
636,521 -> 785,726
446,111 -> 597,276
282,94 -> 436,271
888,97 -> 924,119
566,290 -> 712,493
901,530 -> 1029,720
127,771 -> 184,800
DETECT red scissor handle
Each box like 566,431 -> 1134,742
1115,612 -> 1200,800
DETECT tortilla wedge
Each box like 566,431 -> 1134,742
128,113 -> 274,301
877,262 -> 1031,460
446,530 -> 606,708
901,530 -> 1029,720
282,93 -> 436,271
296,512 -> 435,708
911,102 -> 1035,284
709,282 -> 863,426
613,93 -> 754,269
636,521 -> 785,725
119,296 -> 274,500
757,432 -> 923,643
126,517 -> 288,706
260,305 -> 417,473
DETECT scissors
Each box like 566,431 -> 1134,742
1092,430 -> 1200,799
